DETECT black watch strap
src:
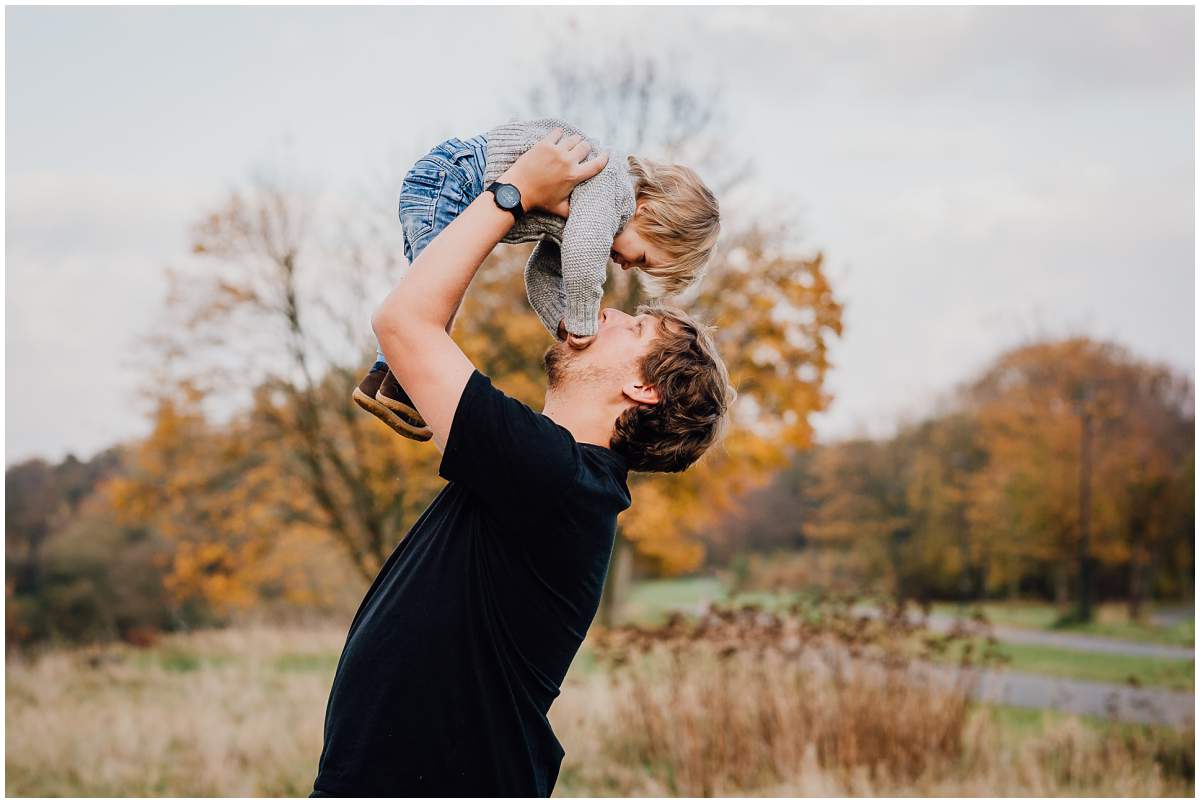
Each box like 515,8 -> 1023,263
487,181 -> 525,221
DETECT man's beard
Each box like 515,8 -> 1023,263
543,341 -> 639,395
542,341 -> 576,390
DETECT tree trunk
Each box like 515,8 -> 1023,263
1054,563 -> 1070,611
1128,527 -> 1146,622
598,534 -> 633,626
1076,409 -> 1094,622
957,528 -> 973,604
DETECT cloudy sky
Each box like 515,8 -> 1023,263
6,5 -> 1194,464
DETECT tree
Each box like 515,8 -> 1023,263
5,449 -> 172,645
108,179 -> 445,610
723,335 -> 1192,613
116,46 -> 842,622
517,48 -> 843,621
965,337 -> 1194,619
805,434 -> 917,599
904,414 -> 990,601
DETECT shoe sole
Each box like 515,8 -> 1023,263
352,388 -> 432,441
376,391 -> 426,427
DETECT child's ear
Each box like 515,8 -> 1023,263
623,381 -> 660,406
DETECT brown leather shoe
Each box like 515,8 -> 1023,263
352,366 -> 431,441
376,370 -> 426,428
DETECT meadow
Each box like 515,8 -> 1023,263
7,598 -> 1193,797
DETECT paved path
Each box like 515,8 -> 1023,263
840,604 -> 1194,660
870,614 -> 1194,727
922,612 -> 1195,660
966,667 -> 1194,728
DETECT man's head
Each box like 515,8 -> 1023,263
543,304 -> 734,473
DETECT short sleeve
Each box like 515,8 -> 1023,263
439,370 -> 579,526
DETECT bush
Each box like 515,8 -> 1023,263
586,598 -> 985,794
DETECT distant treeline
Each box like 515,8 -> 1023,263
5,449 -> 198,646
710,338 -> 1194,618
7,336 -> 1193,646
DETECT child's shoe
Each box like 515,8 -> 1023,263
376,371 -> 427,428
352,366 -> 431,441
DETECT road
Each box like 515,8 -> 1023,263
922,612 -> 1194,661
967,666 -> 1195,727
865,608 -> 1194,724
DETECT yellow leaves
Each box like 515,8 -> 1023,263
965,337 -> 1194,577
599,227 -> 844,573
134,174 -> 848,602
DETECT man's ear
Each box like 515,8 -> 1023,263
622,381 -> 660,406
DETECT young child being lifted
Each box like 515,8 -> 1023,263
354,120 -> 721,440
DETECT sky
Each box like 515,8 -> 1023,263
5,5 -> 1195,464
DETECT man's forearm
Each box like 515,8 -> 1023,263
373,192 -> 513,339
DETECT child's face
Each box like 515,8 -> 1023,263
611,211 -> 670,273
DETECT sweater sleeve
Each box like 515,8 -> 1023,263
559,163 -> 623,337
524,239 -> 568,338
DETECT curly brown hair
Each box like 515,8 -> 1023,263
610,303 -> 736,473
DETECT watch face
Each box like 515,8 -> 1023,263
496,184 -> 521,209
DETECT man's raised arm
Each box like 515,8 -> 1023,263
372,129 -> 608,452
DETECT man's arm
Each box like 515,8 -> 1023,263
372,130 -> 608,452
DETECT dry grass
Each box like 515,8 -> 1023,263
548,601 -> 1193,796
6,608 -> 1193,797
6,623 -> 345,796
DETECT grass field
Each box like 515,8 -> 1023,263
6,621 -> 1194,796
927,638 -> 1195,691
930,601 -> 1196,647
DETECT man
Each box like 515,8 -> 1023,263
312,130 -> 734,796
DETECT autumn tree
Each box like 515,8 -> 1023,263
965,337 -> 1193,619
804,434 -> 918,599
514,48 -> 843,622
904,413 -> 990,601
716,335 -> 1192,614
107,179 -> 445,610
6,449 -> 175,645
114,47 -> 842,622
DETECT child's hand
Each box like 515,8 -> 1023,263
500,128 -> 609,218
556,319 -> 596,350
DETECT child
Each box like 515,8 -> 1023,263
353,118 -> 721,440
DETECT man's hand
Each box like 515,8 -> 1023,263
499,128 -> 609,218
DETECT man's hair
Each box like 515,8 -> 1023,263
610,304 -> 735,473
627,156 -> 721,296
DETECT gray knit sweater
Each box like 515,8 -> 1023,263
482,118 -> 636,338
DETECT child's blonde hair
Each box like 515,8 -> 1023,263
627,156 -> 720,295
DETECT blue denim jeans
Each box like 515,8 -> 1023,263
375,134 -> 489,365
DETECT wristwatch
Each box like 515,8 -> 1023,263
486,181 -> 525,221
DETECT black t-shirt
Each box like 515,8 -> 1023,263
312,370 -> 631,797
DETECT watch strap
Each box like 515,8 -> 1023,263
486,181 -> 525,221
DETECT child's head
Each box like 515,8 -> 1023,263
611,156 -> 720,296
